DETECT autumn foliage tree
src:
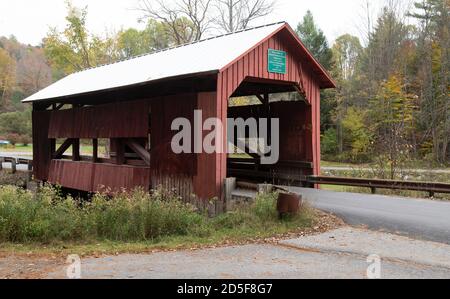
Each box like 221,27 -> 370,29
0,48 -> 16,109
370,75 -> 417,178
43,2 -> 120,76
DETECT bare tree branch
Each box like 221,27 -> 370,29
214,0 -> 276,33
137,0 -> 213,45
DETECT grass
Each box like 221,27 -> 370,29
320,160 -> 367,168
321,160 -> 449,171
0,144 -> 106,156
0,144 -> 33,153
0,185 -> 317,256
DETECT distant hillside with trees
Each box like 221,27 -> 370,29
0,0 -> 448,171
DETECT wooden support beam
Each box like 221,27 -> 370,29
50,139 -> 56,157
54,103 -> 64,110
263,93 -> 270,106
33,102 -> 52,111
125,139 -> 151,166
53,139 -> 73,159
115,139 -> 125,165
255,94 -> 265,105
72,139 -> 80,161
265,93 -> 272,146
92,139 -> 98,163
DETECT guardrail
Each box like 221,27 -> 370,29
2,156 -> 449,197
307,176 -> 450,197
0,156 -> 33,181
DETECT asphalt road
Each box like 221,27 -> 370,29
289,187 -> 450,244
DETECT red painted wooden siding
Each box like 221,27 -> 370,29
48,100 -> 149,139
33,25 -> 329,202
32,110 -> 53,181
193,92 -> 223,200
150,93 -> 197,177
217,27 -> 324,187
228,101 -> 314,176
150,92 -> 223,201
219,30 -> 322,105
48,160 -> 150,193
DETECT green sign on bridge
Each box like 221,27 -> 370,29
268,49 -> 287,74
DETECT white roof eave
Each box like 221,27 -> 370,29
23,22 -> 285,103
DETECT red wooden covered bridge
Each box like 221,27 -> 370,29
23,22 -> 335,209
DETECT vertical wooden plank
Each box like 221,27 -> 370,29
92,139 -> 98,163
250,51 -> 256,77
72,139 -> 80,161
259,44 -> 264,77
262,42 -> 269,79
227,68 -> 233,98
313,85 -> 321,177
243,53 -> 249,78
32,110 -> 52,181
115,139 -> 125,165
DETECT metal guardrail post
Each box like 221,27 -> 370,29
27,160 -> 33,183
10,159 -> 16,174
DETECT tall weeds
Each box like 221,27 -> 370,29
0,185 -> 314,244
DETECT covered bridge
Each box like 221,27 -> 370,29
23,22 -> 335,209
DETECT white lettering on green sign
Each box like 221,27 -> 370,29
268,49 -> 286,74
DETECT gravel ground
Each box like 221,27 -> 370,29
41,227 -> 450,279
280,227 -> 450,269
2,224 -> 449,279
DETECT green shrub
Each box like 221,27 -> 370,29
252,192 -> 279,222
0,185 -> 86,243
0,186 -> 315,244
85,190 -> 206,241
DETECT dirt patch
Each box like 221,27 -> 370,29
0,171 -> 28,188
0,254 -> 64,279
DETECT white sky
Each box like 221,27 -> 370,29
0,0 -> 399,46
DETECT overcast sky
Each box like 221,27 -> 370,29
0,0 -> 402,46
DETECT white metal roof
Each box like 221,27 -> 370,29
23,22 -> 285,103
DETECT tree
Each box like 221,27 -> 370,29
341,107 -> 372,163
409,0 -> 449,163
43,1 -> 119,75
332,34 -> 363,154
16,47 -> 52,96
333,34 -> 363,82
295,10 -> 333,70
369,74 -> 417,178
296,11 -> 335,132
117,20 -> 170,59
0,110 -> 32,145
359,4 -> 409,95
0,48 -> 16,109
138,0 -> 213,45
214,0 -> 276,33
